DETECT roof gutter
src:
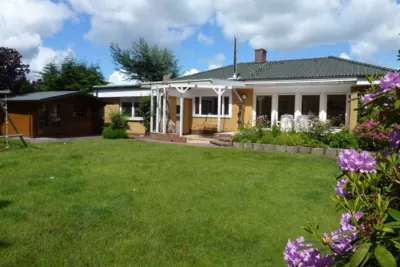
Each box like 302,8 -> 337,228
245,77 -> 358,86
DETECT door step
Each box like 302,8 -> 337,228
210,134 -> 233,147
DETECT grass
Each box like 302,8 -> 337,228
0,139 -> 340,266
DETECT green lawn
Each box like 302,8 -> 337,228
0,139 -> 340,266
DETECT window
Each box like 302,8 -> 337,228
194,96 -> 230,116
120,98 -> 142,119
256,95 -> 272,120
51,104 -> 61,127
176,104 -> 181,117
302,95 -> 320,116
38,104 -> 49,129
278,95 -> 295,119
327,95 -> 347,126
73,105 -> 86,117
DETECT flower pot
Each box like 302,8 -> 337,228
325,148 -> 338,157
310,147 -> 324,156
275,145 -> 286,153
253,143 -> 264,150
298,146 -> 311,155
286,146 -> 299,154
263,144 -> 275,151
233,142 -> 244,149
243,143 -> 254,149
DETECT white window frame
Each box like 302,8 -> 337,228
192,94 -> 232,118
120,97 -> 143,121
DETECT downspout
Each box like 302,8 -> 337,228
233,88 -> 244,128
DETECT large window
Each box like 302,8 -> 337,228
121,98 -> 141,119
38,104 -> 49,129
194,96 -> 230,116
278,95 -> 295,119
327,95 -> 347,126
256,95 -> 272,120
51,104 -> 61,127
302,95 -> 320,116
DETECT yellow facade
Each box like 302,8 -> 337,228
190,89 -> 254,133
103,98 -> 146,135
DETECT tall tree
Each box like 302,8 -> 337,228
0,47 -> 30,92
40,57 -> 107,92
110,38 -> 180,82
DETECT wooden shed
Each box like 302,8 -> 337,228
0,91 -> 106,138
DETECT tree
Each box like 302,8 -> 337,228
110,38 -> 180,82
0,47 -> 30,92
136,96 -> 151,133
39,57 -> 107,92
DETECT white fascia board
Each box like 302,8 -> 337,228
356,77 -> 380,86
144,78 -> 245,89
245,78 -> 358,86
96,89 -> 150,98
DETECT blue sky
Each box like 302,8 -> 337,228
1,0 -> 399,83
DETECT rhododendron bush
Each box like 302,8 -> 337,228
284,72 -> 400,267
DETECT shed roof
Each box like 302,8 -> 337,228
6,91 -> 103,102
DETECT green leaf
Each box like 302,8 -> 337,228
395,99 -> 400,110
388,209 -> 400,221
374,245 -> 396,267
350,243 -> 371,267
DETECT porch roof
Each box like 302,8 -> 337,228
141,78 -> 246,89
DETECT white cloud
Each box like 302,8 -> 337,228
26,46 -> 74,80
109,71 -> 138,84
183,69 -> 200,76
197,33 -> 214,45
67,0 -> 214,47
207,54 -> 225,70
340,52 -> 351,60
214,0 -> 400,64
0,0 -> 73,58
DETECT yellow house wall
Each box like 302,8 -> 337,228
103,97 -> 146,135
190,89 -> 254,132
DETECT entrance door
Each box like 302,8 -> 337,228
183,98 -> 192,135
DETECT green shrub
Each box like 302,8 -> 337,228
102,126 -> 129,139
259,131 -> 274,144
271,123 -> 281,137
271,133 -> 303,146
233,126 -> 259,143
110,112 -> 129,131
324,130 -> 359,149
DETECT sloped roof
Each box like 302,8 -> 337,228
176,56 -> 395,81
93,84 -> 142,89
6,91 -> 101,102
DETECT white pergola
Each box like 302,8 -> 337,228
142,79 -> 246,137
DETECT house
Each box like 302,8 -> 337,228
0,91 -> 106,138
93,84 -> 150,135
96,49 -> 394,137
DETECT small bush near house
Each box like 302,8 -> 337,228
324,130 -> 359,149
135,96 -> 151,134
233,126 -> 258,143
353,120 -> 391,151
102,112 -> 130,139
102,127 -> 129,139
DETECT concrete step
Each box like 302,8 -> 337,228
217,137 -> 233,143
210,139 -> 232,147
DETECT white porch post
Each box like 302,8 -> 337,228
294,93 -> 302,119
217,88 -> 222,132
156,88 -> 160,133
162,87 -> 167,134
150,89 -> 154,132
271,93 -> 278,125
179,94 -> 184,137
319,93 -> 327,121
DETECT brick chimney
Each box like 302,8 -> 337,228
255,49 -> 267,63
163,74 -> 171,81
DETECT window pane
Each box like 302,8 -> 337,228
256,96 -> 272,121
201,97 -> 218,115
194,97 -> 200,114
121,102 -> 132,117
51,104 -> 61,127
73,105 -> 86,117
327,95 -> 346,126
39,104 -> 49,128
302,95 -> 320,116
176,104 -> 181,117
133,101 -> 140,117
278,95 -> 295,120
223,97 -> 229,115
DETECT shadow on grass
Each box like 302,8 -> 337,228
0,200 -> 12,209
0,240 -> 11,248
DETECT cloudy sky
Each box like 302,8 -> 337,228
1,0 -> 400,83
